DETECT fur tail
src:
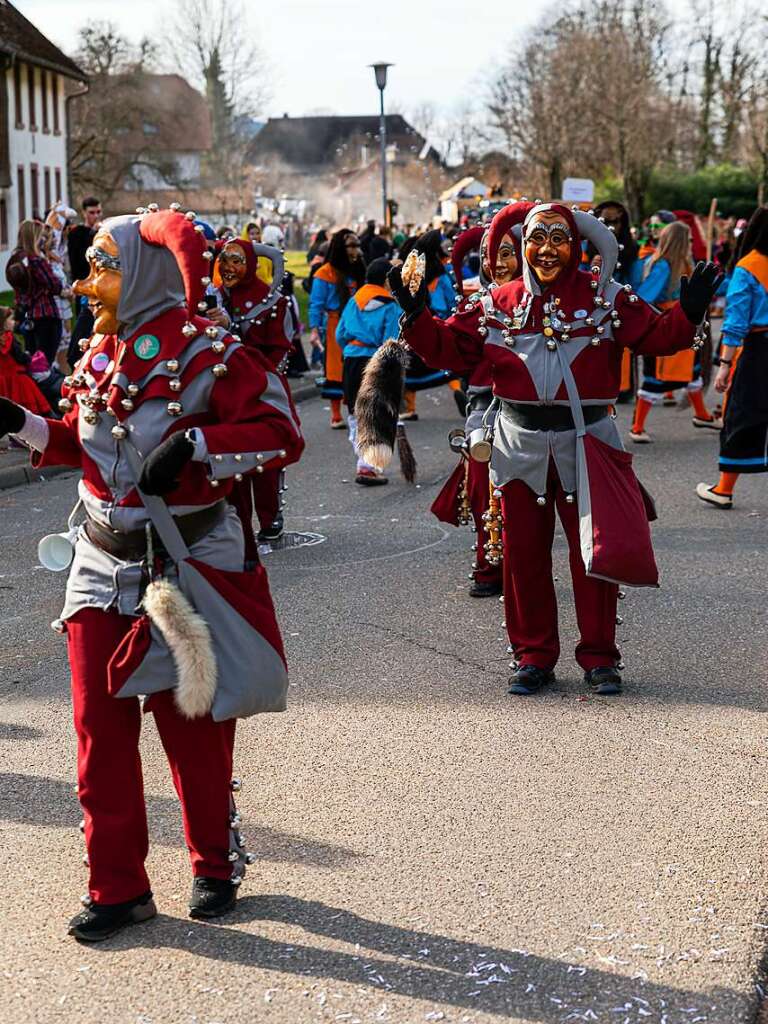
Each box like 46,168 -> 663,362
143,579 -> 217,718
355,339 -> 408,471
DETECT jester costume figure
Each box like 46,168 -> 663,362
0,208 -> 303,940
390,202 -> 720,696
215,236 -> 295,550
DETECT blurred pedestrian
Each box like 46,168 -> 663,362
6,219 -> 69,365
67,195 -> 102,366
0,305 -> 51,415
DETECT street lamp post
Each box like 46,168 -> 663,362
369,62 -> 393,226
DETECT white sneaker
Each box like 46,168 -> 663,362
628,429 -> 652,444
696,482 -> 733,509
692,416 -> 722,430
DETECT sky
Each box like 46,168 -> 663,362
16,0 -> 690,136
14,0 -> 547,129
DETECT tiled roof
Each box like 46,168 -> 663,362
0,0 -> 85,80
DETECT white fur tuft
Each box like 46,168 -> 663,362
360,443 -> 393,471
143,579 -> 217,718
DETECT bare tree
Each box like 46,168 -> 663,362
69,23 -> 180,202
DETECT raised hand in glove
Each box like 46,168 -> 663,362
0,397 -> 26,440
679,261 -> 723,324
138,431 -> 194,496
387,265 -> 428,323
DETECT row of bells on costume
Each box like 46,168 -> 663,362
476,283 -> 638,350
77,776 -> 254,904
59,326 -> 233,427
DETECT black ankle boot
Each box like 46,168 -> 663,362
189,877 -> 238,919
507,665 -> 555,695
257,512 -> 284,543
68,891 -> 156,942
584,666 -> 622,695
469,579 -> 503,598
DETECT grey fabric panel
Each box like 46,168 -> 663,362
262,371 -> 302,435
116,622 -> 177,699
60,505 -> 245,620
108,215 -> 186,338
572,212 -> 619,291
575,432 -> 594,574
179,561 -> 288,720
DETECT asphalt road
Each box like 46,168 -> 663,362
0,385 -> 767,1024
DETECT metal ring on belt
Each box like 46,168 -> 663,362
84,501 -> 227,561
500,402 -> 610,432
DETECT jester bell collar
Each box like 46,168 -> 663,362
133,333 -> 161,360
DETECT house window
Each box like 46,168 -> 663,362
13,62 -> 23,127
0,199 -> 8,249
41,70 -> 49,132
52,75 -> 60,133
44,167 -> 51,210
17,165 -> 26,221
27,64 -> 36,130
54,167 -> 62,199
30,164 -> 39,217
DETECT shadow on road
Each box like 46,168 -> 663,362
94,896 -> 746,1023
0,773 -> 361,869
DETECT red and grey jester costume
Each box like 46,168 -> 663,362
29,210 -> 303,916
215,237 -> 295,556
401,203 -> 704,685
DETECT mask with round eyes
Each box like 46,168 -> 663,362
493,233 -> 518,285
524,213 -> 573,287
72,229 -> 122,334
218,242 -> 249,289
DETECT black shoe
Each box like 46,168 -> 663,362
584,666 -> 622,695
469,579 -> 503,598
507,665 -> 555,695
257,513 -> 284,543
452,388 -> 469,417
355,471 -> 388,486
68,891 -> 156,942
189,876 -> 238,919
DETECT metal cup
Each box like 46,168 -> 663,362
468,426 -> 492,462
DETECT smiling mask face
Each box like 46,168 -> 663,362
524,211 -> 573,288
72,229 -> 121,334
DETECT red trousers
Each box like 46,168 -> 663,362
501,466 -> 620,671
230,469 -> 282,563
468,460 -> 503,586
67,608 -> 236,905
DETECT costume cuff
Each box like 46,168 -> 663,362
11,411 -> 50,452
205,448 -> 286,481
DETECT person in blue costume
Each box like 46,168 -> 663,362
629,221 -> 720,442
697,206 -> 768,508
308,229 -> 366,428
336,258 -> 400,486
398,229 -> 460,421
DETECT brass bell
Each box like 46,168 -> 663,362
231,778 -> 242,792
228,850 -> 240,863
166,359 -> 180,373
167,402 -> 183,417
536,495 -> 546,506
613,318 -> 622,328
84,412 -> 99,426
205,326 -> 218,339
111,425 -> 127,440
79,818 -> 86,833
58,398 -> 73,413
63,375 -> 74,387
181,322 -> 197,338
245,852 -> 258,865
234,473 -> 243,482
211,340 -> 225,354
211,363 -> 228,378
546,340 -> 557,351
121,398 -> 134,411
127,384 -> 139,397
234,454 -> 243,463
278,449 -> 286,459
80,893 -> 92,907
169,379 -> 182,392
565,493 -> 575,503
231,874 -> 243,887
591,337 -> 601,346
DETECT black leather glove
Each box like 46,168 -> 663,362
679,261 -> 723,324
388,265 -> 428,323
138,431 -> 195,496
0,397 -> 26,440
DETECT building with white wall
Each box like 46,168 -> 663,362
0,0 -> 86,280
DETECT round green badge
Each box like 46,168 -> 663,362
134,334 -> 161,360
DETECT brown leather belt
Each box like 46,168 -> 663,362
85,501 -> 227,561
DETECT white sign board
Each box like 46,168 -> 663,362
562,178 -> 595,203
